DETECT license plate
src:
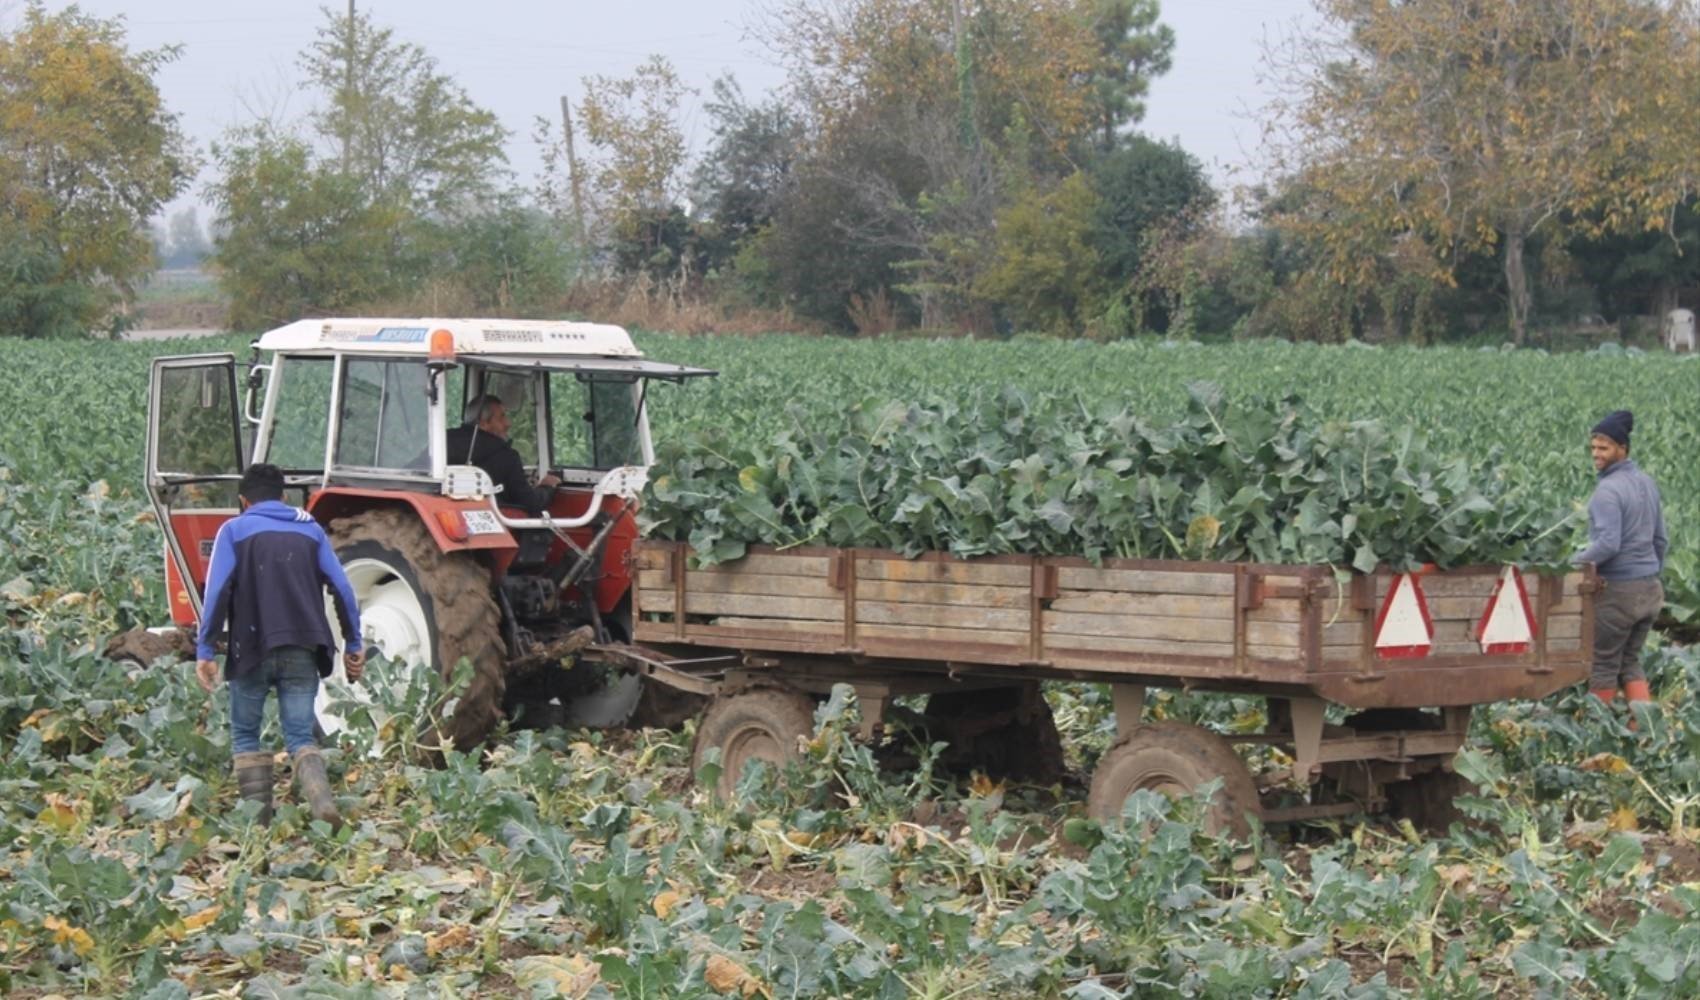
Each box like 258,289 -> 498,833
462,510 -> 504,535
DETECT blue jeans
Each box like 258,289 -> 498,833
228,645 -> 321,755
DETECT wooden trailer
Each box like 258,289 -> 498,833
590,541 -> 1596,832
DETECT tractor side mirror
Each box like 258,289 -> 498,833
243,364 -> 272,425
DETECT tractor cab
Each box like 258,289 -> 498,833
145,318 -> 714,745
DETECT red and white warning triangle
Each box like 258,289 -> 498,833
1477,565 -> 1537,654
1374,572 -> 1434,658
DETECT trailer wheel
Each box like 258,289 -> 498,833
1386,769 -> 1474,833
329,508 -> 507,755
924,685 -> 1067,784
1087,722 -> 1261,837
691,687 -> 817,799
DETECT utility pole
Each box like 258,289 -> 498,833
342,0 -> 356,173
559,94 -> 587,242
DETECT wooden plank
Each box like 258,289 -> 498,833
1376,574 -> 1500,599
1321,620 -> 1364,649
1245,599 -> 1308,624
636,589 -> 673,615
1422,587 -> 1578,620
1423,596 -> 1501,620
1246,621 -> 1301,648
712,617 -> 851,636
855,578 -> 1031,608
642,591 -> 845,620
634,547 -> 831,577
858,622 -> 1029,648
1041,631 -> 1235,658
1054,565 -> 1235,596
1046,591 -> 1234,618
638,568 -> 838,600
1044,612 -> 1238,643
700,553 -> 833,577
856,557 -> 1032,587
676,625 -> 841,653
1425,617 -> 1585,644
634,545 -> 673,570
1046,649 -> 1309,681
857,601 -> 1030,631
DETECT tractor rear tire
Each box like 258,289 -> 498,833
329,508 -> 506,754
1087,721 -> 1261,837
691,687 -> 817,800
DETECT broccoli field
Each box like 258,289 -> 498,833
0,333 -> 1697,997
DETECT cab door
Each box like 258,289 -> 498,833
145,354 -> 247,627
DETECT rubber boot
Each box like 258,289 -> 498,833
231,751 -> 274,825
292,747 -> 343,830
1624,680 -> 1652,731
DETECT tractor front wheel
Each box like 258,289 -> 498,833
328,508 -> 507,754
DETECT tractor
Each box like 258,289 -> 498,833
142,318 -> 713,749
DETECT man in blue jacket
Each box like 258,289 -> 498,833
195,464 -> 364,827
1575,410 -> 1667,713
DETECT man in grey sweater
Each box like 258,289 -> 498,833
1575,409 -> 1667,710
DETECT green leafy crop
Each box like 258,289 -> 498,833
641,383 -> 1577,574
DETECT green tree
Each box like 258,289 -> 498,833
1083,0 -> 1175,150
211,8 -> 520,324
156,207 -> 210,269
208,130 -> 406,331
1088,135 -> 1214,284
979,172 -> 1105,333
690,76 -> 804,272
430,200 -> 579,313
0,4 -> 192,335
1568,202 -> 1700,322
301,6 -> 509,215
576,56 -> 694,253
751,0 -> 1145,331
1270,0 -> 1700,344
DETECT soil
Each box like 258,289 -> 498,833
742,863 -> 840,902
105,626 -> 197,666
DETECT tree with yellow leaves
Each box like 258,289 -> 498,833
1268,0 -> 1700,343
0,4 -> 192,336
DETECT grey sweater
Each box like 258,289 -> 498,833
1575,459 -> 1667,581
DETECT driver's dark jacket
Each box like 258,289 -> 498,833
445,423 -> 550,515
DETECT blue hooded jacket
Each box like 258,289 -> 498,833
196,501 -> 363,679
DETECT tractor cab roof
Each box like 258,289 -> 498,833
256,317 -> 642,359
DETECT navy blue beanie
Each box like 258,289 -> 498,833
1591,409 -> 1633,447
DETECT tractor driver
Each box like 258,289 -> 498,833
447,394 -> 560,516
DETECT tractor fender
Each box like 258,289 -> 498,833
307,488 -> 519,559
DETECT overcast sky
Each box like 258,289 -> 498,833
24,0 -> 1318,218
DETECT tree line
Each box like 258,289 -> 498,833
0,0 -> 1694,341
